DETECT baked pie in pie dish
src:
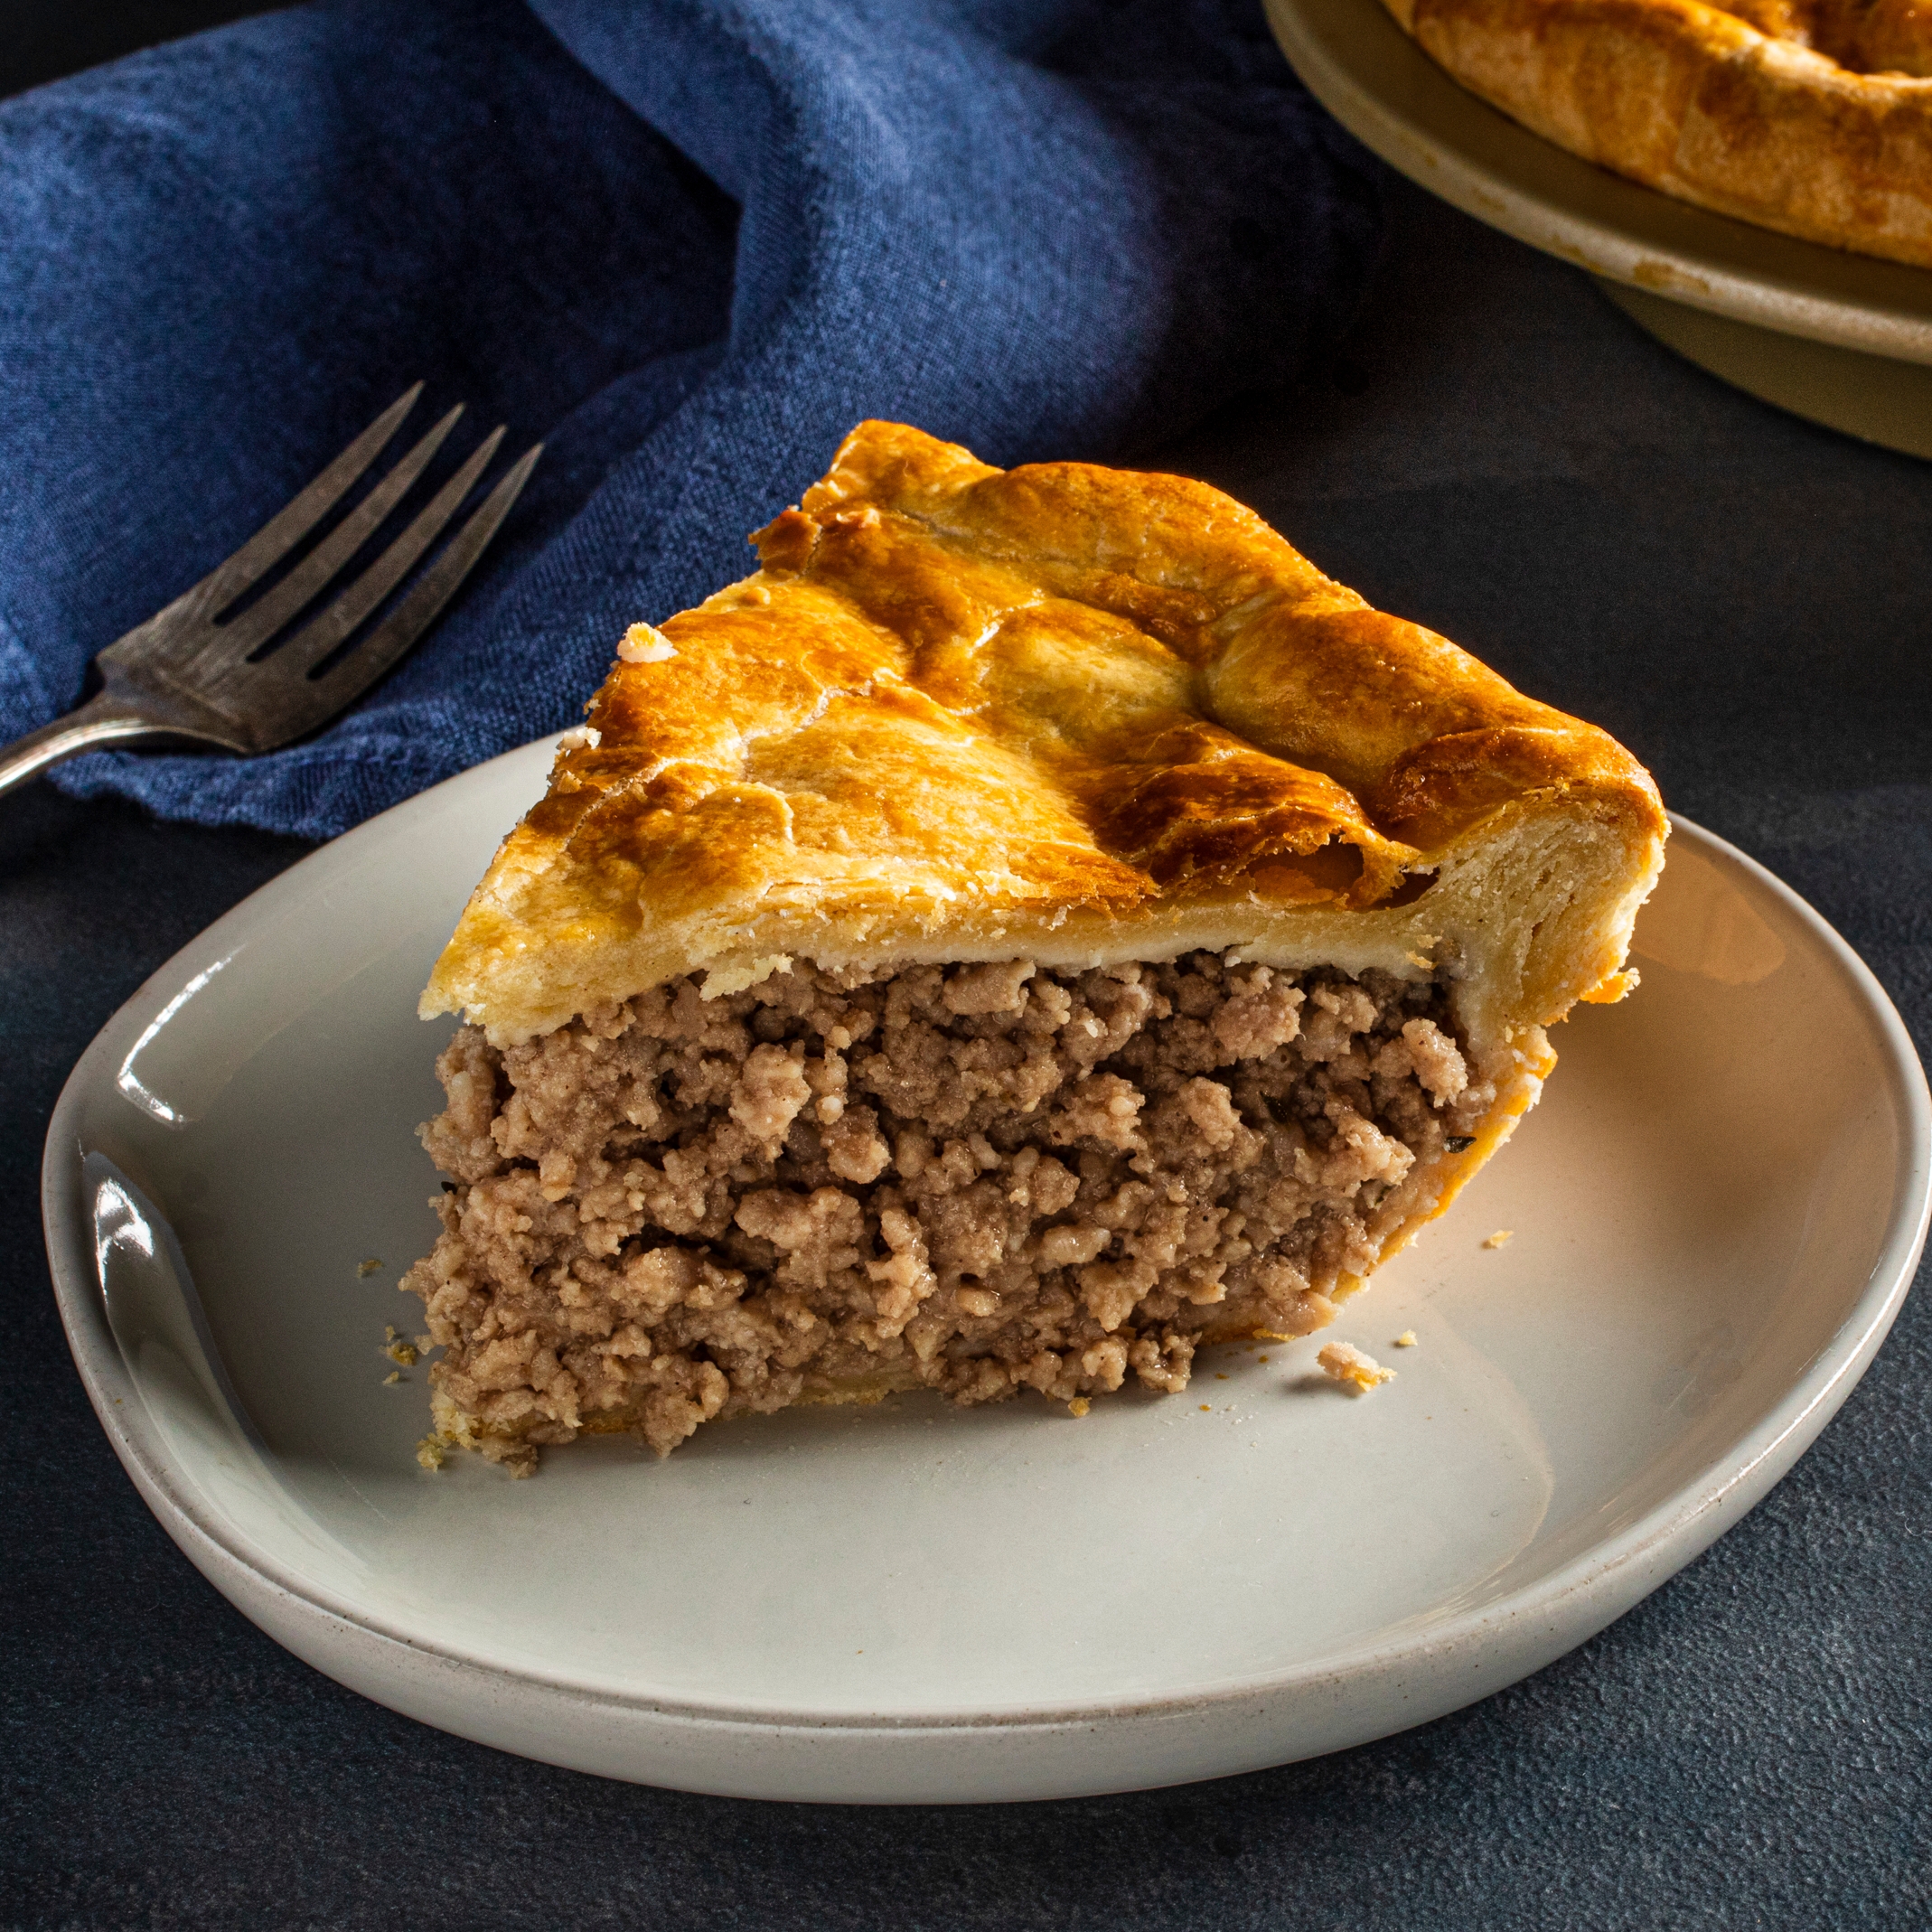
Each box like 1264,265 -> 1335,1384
403,420 -> 1666,1471
1381,0 -> 1932,268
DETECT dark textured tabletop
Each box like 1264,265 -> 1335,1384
4,10 -> 1929,1929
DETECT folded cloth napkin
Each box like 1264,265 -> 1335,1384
0,0 -> 1377,840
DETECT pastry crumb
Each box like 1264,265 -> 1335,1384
1393,1329 -> 1418,1347
616,622 -> 676,663
1318,1341 -> 1396,1393
1067,1396 -> 1091,1418
356,1257 -> 382,1278
1483,1229 -> 1514,1249
416,1437 -> 446,1471
382,1325 -> 419,1367
1198,1403 -> 1211,1411
383,1370 -> 402,1385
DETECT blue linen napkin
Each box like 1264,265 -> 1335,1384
0,0 -> 1378,840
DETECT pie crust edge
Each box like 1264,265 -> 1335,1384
1381,0 -> 1932,270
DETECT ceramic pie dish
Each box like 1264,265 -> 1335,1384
1264,0 -> 1932,455
41,737 -> 1927,1800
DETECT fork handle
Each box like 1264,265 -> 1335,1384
0,693 -> 167,804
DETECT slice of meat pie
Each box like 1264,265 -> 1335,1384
405,420 -> 1665,1470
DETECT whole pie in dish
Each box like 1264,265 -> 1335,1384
1380,0 -> 1932,268
403,420 -> 1666,1472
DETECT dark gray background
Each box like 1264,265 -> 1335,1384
3,8 -> 1927,1928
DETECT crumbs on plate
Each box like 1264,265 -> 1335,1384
1318,1342 -> 1396,1394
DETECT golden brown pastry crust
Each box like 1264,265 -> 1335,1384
425,420 -> 1665,1066
1382,0 -> 1932,269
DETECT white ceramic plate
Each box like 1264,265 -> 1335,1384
1263,0 -> 1932,362
42,740 -> 1928,1804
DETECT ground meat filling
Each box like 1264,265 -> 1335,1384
404,955 -> 1496,1464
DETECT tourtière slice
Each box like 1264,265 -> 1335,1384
403,420 -> 1665,1471
1380,0 -> 1932,268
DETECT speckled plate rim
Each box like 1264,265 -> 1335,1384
1263,0 -> 1932,363
40,753 -> 1932,1802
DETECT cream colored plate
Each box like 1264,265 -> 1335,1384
42,739 -> 1928,1803
1263,0 -> 1932,452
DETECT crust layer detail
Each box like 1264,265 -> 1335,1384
425,422 -> 1665,1048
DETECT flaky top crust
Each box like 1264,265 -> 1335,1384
426,422 -> 1665,1046
1383,0 -> 1932,269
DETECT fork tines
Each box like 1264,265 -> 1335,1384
101,384 -> 541,746
199,386 -> 539,686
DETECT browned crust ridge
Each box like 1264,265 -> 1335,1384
1381,0 -> 1932,269
426,421 -> 1665,1048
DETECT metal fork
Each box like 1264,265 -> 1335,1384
0,385 -> 540,802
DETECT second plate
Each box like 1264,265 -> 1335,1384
1264,0 -> 1932,367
